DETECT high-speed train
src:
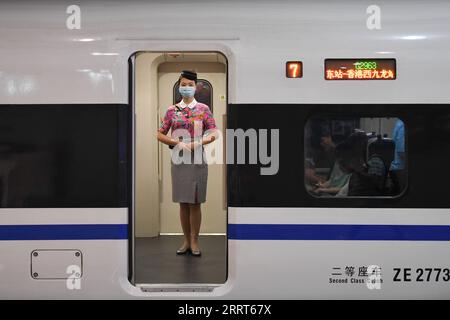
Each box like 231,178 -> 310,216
1,0 -> 450,299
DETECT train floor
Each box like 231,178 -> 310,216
135,235 -> 227,284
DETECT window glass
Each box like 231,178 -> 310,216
305,116 -> 406,197
0,105 -> 127,207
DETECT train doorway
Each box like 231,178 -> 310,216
130,52 -> 228,287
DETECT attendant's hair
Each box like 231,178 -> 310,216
178,70 -> 198,84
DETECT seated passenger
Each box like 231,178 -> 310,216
335,132 -> 386,196
305,154 -> 326,187
336,178 -> 350,197
313,162 -> 351,196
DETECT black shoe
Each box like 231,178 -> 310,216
190,249 -> 201,257
176,247 -> 191,255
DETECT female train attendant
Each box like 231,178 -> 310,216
156,70 -> 217,257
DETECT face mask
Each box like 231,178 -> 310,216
179,86 -> 196,98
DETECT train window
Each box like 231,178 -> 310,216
305,116 -> 406,197
173,79 -> 213,113
0,105 -> 127,208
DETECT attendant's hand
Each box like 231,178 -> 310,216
176,142 -> 191,152
187,141 -> 202,151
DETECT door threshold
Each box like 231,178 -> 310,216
136,283 -> 220,293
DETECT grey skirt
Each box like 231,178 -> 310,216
171,145 -> 208,204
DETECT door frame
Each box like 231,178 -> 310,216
128,51 -> 229,289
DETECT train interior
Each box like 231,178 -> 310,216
305,117 -> 406,198
133,52 -> 227,285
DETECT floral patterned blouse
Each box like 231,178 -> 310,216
158,101 -> 216,138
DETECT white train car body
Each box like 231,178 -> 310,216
0,0 -> 450,299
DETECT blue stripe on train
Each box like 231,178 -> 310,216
0,224 -> 128,240
228,224 -> 450,241
2,223 -> 450,241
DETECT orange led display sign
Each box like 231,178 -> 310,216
325,59 -> 396,80
286,61 -> 303,78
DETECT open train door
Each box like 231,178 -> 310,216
129,51 -> 228,291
